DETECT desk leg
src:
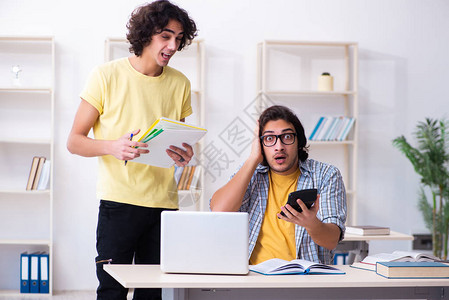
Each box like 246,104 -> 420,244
172,288 -> 187,300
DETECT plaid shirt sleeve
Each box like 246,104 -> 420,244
296,159 -> 347,264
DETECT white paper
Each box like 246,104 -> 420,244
131,129 -> 206,168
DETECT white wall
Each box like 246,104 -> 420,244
1,0 -> 448,291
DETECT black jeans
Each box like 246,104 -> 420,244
95,200 -> 175,300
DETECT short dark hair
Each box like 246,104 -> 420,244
258,105 -> 309,165
126,0 -> 198,56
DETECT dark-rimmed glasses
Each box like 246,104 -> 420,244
260,133 -> 297,147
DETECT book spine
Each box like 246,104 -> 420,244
26,157 -> 40,191
316,117 -> 331,141
309,117 -> 324,140
339,118 -> 355,141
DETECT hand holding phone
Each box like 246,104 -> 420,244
280,188 -> 317,217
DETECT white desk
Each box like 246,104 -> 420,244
104,264 -> 449,300
338,231 -> 414,263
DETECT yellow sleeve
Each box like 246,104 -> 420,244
180,79 -> 192,120
79,66 -> 106,115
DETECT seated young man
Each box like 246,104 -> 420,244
210,105 -> 347,265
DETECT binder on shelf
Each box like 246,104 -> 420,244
32,157 -> 46,190
39,252 -> 49,293
29,252 -> 40,293
26,156 -> 40,190
20,252 -> 30,293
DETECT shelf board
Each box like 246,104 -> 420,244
0,138 -> 52,145
264,90 -> 356,96
0,189 -> 50,195
308,140 -> 355,145
106,37 -> 203,45
0,86 -> 52,93
178,189 -> 201,195
261,40 -> 357,47
0,239 -> 51,246
0,36 -> 54,42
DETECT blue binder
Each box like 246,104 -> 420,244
39,253 -> 49,293
20,252 -> 30,293
29,252 -> 40,293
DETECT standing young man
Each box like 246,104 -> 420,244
210,105 -> 347,265
67,1 -> 198,299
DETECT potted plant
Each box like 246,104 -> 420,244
392,118 -> 449,260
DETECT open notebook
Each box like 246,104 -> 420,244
132,117 -> 207,168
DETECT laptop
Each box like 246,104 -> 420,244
160,211 -> 249,275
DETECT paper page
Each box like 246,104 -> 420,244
393,250 -> 440,262
361,252 -> 409,265
249,258 -> 304,274
131,129 -> 206,168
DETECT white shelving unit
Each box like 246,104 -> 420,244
257,40 -> 358,224
0,36 -> 54,295
104,38 -> 206,211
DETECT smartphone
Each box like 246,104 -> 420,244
279,188 -> 318,217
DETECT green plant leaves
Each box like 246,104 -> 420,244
392,117 -> 449,259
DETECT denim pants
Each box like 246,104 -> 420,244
95,200 -> 175,300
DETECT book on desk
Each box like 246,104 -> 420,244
351,250 -> 443,272
249,258 -> 345,275
345,225 -> 390,236
376,261 -> 449,279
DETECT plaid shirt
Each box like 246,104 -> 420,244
237,158 -> 347,264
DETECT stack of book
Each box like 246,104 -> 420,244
175,166 -> 201,190
26,156 -> 50,191
350,250 -> 443,272
309,116 -> 355,141
345,225 -> 390,236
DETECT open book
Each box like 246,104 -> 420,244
132,117 -> 207,168
249,258 -> 345,275
351,251 -> 442,272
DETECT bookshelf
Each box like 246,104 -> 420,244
0,36 -> 54,295
257,40 -> 358,224
104,38 -> 205,211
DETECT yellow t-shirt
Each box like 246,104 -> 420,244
80,57 -> 192,208
249,169 -> 300,265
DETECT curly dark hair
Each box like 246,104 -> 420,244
258,105 -> 309,165
126,0 -> 198,56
